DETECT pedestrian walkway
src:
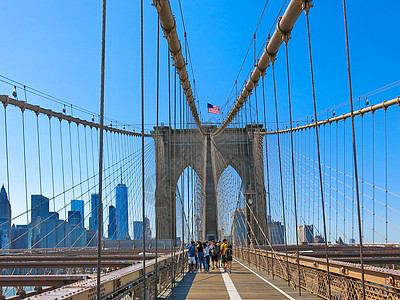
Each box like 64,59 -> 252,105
165,258 -> 320,299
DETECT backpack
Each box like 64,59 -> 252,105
210,245 -> 217,256
226,248 -> 232,258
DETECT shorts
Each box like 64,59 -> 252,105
221,255 -> 227,264
188,256 -> 196,265
211,255 -> 218,262
227,256 -> 232,262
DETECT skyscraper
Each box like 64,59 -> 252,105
0,185 -> 11,249
31,194 -> 49,222
89,193 -> 102,234
116,184 -> 129,240
71,200 -> 84,227
68,210 -> 86,248
133,218 -> 151,240
31,212 -> 68,248
11,224 -> 28,249
297,225 -> 314,244
30,194 -> 51,248
108,205 -> 116,240
267,216 -> 285,245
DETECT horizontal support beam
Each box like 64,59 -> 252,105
0,260 -> 151,269
0,254 -> 158,262
262,96 -> 400,135
0,274 -> 90,287
33,252 -> 184,299
0,95 -> 152,137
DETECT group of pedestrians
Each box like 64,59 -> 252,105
186,239 -> 233,273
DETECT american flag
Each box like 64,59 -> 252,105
207,103 -> 220,114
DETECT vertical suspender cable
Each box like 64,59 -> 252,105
304,6 -> 331,298
384,110 -> 388,242
77,125 -> 83,198
49,117 -> 57,243
262,76 -> 272,276
21,111 -> 29,224
336,122 -> 338,240
3,107 -> 11,234
172,64 -> 177,293
97,0 -> 107,298
329,118 -> 332,237
271,62 -> 290,285
167,48 -> 174,296
69,122 -> 75,200
59,121 -> 67,238
361,115 -> 364,234
284,40 -> 301,295
372,114 -> 375,243
155,15 -> 160,300
84,128 -> 91,229
36,115 -> 46,247
140,0 -> 147,297
49,119 -> 56,212
341,0 -> 366,296
343,122 -> 346,239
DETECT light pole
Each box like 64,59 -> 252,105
244,185 -> 256,247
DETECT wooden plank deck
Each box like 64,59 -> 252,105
164,258 -> 321,299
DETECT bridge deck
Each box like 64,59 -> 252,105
166,258 -> 320,299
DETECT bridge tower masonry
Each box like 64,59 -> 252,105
153,125 -> 267,244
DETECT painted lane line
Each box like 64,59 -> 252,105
220,267 -> 242,300
234,258 -> 295,300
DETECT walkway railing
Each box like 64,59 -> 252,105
235,247 -> 400,299
28,251 -> 187,299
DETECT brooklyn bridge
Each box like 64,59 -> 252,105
0,0 -> 399,299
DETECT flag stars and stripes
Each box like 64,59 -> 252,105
207,103 -> 220,115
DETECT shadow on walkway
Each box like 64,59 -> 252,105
166,272 -> 196,299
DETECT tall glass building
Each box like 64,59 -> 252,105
89,193 -> 102,234
0,185 -> 11,249
116,184 -> 129,240
71,199 -> 84,227
108,205 -> 116,240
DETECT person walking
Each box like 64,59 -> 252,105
186,241 -> 197,273
196,241 -> 205,272
220,239 -> 228,272
216,241 -> 221,268
226,244 -> 233,273
203,241 -> 210,272
210,240 -> 218,270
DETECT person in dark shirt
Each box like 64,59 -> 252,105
226,244 -> 233,273
209,240 -> 219,270
196,241 -> 205,272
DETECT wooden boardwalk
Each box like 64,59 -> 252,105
165,258 -> 320,299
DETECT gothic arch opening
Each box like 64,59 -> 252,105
216,165 -> 244,243
175,166 -> 202,243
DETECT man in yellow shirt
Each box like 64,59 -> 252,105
220,239 -> 228,271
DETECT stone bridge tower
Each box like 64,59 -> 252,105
153,125 -> 267,244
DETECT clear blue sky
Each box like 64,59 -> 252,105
1,0 -> 399,126
0,1 -> 399,242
